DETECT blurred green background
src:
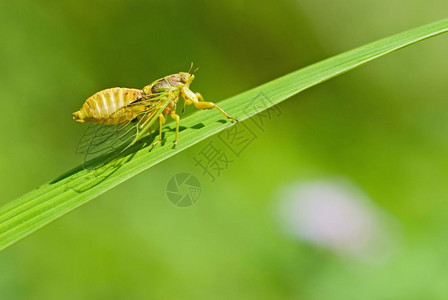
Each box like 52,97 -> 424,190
1,0 -> 448,299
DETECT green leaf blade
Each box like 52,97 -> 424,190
1,18 -> 447,251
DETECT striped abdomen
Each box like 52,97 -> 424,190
73,88 -> 143,125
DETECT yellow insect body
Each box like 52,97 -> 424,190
73,71 -> 237,168
73,87 -> 144,125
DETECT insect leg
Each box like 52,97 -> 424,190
196,92 -> 204,102
170,111 -> 180,147
181,87 -> 238,122
151,114 -> 166,146
135,113 -> 154,143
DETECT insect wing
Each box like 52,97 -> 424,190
76,92 -> 173,169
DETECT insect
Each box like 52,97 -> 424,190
73,70 -> 238,167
